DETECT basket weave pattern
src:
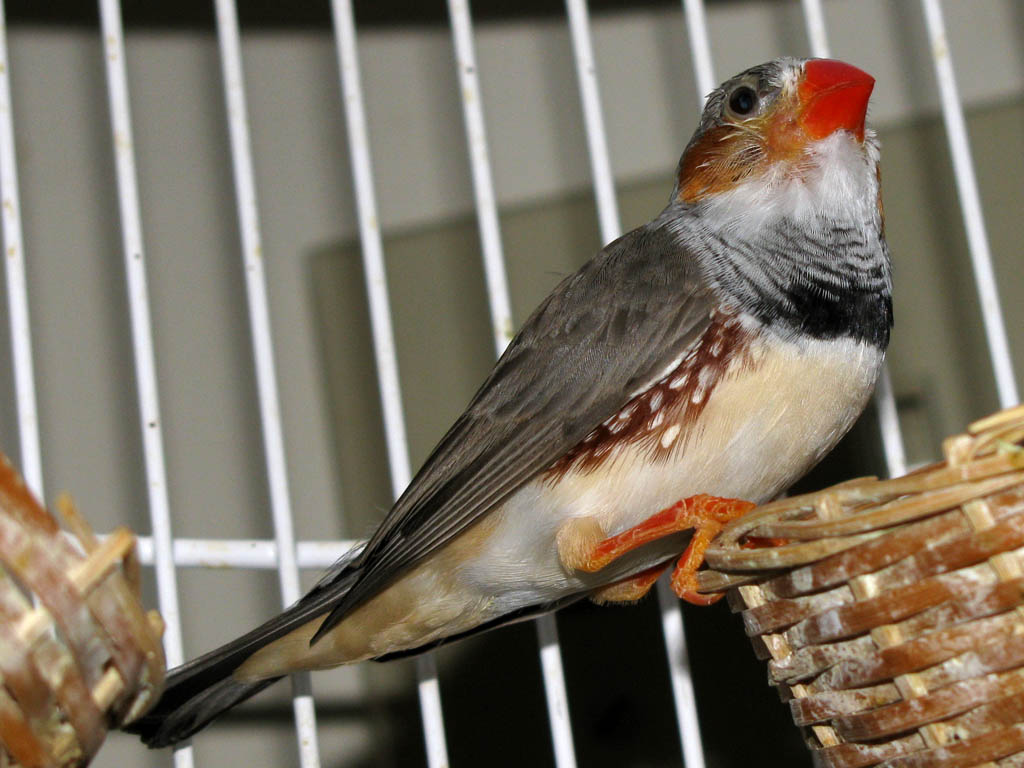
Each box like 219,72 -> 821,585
699,405 -> 1024,768
0,456 -> 164,768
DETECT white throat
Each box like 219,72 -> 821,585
691,129 -> 882,241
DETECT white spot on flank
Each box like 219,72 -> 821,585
649,391 -> 663,412
650,411 -> 665,429
698,366 -> 714,387
608,419 -> 626,434
655,353 -> 684,381
669,373 -> 688,389
661,424 -> 681,448
619,404 -> 636,420
630,353 -> 684,398
710,339 -> 724,357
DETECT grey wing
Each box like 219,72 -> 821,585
310,223 -> 716,643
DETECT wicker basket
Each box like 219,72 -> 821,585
699,404 -> 1024,768
0,455 -> 165,768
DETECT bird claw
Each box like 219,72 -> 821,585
565,494 -> 756,605
667,496 -> 756,605
590,562 -> 669,605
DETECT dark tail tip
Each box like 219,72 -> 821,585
124,676 -> 282,748
123,552 -> 362,747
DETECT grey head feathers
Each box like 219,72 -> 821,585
681,56 -> 797,166
661,57 -> 892,348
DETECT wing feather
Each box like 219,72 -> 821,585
311,223 -> 716,643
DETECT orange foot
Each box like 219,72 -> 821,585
590,562 -> 670,605
566,495 -> 756,606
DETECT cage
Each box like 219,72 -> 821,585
0,1 -> 1021,766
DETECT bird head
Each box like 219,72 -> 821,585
675,58 -> 875,205
664,58 -> 891,349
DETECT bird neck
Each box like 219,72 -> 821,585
661,132 -> 893,349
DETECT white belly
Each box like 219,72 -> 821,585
462,333 -> 884,612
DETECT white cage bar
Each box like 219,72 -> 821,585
447,0 -> 515,355
446,1 -> 578,765
919,0 -> 1018,409
328,0 -> 449,764
0,0 -> 43,501
799,0 -> 829,62
565,0 -> 620,248
682,0 -> 716,98
566,2 -> 707,766
96,2 -> 194,767
212,0 -> 321,764
133,536 -> 357,571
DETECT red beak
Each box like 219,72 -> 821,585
798,59 -> 874,142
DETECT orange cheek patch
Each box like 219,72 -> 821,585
676,91 -> 843,205
676,124 -> 764,204
763,113 -> 805,161
676,108 -> 806,204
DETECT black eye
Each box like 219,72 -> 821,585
728,86 -> 757,116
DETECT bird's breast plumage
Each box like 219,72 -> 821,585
470,322 -> 885,609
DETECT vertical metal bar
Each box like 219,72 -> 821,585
96,2 -> 194,766
212,2 -> 321,764
919,0 -> 1018,409
681,0 -> 716,100
874,369 -> 907,476
564,0 -> 619,250
447,1 -> 577,765
0,0 -> 43,501
447,0 -> 515,354
562,0 -> 616,278
329,1 -> 450,765
797,1 -> 909,478
654,586 -> 704,768
566,2 -> 706,766
799,0 -> 830,60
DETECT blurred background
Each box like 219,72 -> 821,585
0,0 -> 1022,766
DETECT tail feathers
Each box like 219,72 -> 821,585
125,561 -> 363,747
126,676 -> 281,747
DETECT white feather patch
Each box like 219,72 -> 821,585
660,424 -> 681,449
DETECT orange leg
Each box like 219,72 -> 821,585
590,562 -> 670,605
669,515 -> 738,605
573,495 -> 755,606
